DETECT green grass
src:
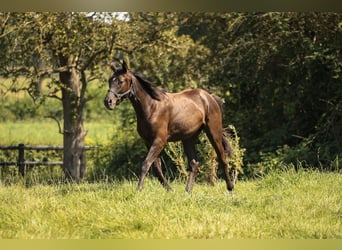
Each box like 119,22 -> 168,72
0,169 -> 340,239
0,119 -> 115,145
0,120 -> 341,239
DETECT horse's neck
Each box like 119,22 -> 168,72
129,78 -> 157,119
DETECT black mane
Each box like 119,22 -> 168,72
133,73 -> 166,101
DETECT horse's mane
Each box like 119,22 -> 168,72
133,72 -> 166,101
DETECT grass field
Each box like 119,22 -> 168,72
0,120 -> 341,239
0,169 -> 341,239
0,120 -> 115,145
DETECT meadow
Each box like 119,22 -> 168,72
0,120 -> 115,145
0,169 -> 341,239
0,12 -> 341,241
0,121 -> 341,239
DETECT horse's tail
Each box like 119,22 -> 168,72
212,95 -> 233,158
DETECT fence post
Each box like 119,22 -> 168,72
18,143 -> 25,177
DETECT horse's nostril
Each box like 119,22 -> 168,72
104,98 -> 110,107
108,99 -> 112,105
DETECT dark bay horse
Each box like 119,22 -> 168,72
104,60 -> 234,193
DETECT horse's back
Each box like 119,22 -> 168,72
168,88 -> 209,113
165,88 -> 221,141
169,88 -> 220,114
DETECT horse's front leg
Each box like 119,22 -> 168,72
138,138 -> 166,191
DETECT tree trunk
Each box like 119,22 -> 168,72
59,66 -> 87,181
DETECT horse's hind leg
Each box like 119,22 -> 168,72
152,157 -> 173,191
183,137 -> 199,193
204,124 -> 234,192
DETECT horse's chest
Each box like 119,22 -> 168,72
136,117 -> 161,140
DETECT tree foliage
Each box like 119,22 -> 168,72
1,12 -> 341,180
178,12 -> 342,172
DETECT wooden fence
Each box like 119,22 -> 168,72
0,143 -> 97,176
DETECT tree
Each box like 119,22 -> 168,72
0,12 -> 132,180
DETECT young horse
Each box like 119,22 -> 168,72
104,60 -> 234,193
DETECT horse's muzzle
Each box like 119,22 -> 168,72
104,97 -> 116,110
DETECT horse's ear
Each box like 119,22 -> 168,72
110,59 -> 118,72
122,60 -> 129,72
110,58 -> 126,72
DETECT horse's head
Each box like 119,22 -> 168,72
104,60 -> 133,110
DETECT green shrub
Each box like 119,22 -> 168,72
88,128 -> 146,182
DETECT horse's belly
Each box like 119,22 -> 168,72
167,115 -> 204,142
167,131 -> 201,142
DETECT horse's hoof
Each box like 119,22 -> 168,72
228,190 -> 235,198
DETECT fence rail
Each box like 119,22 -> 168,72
0,143 -> 97,176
